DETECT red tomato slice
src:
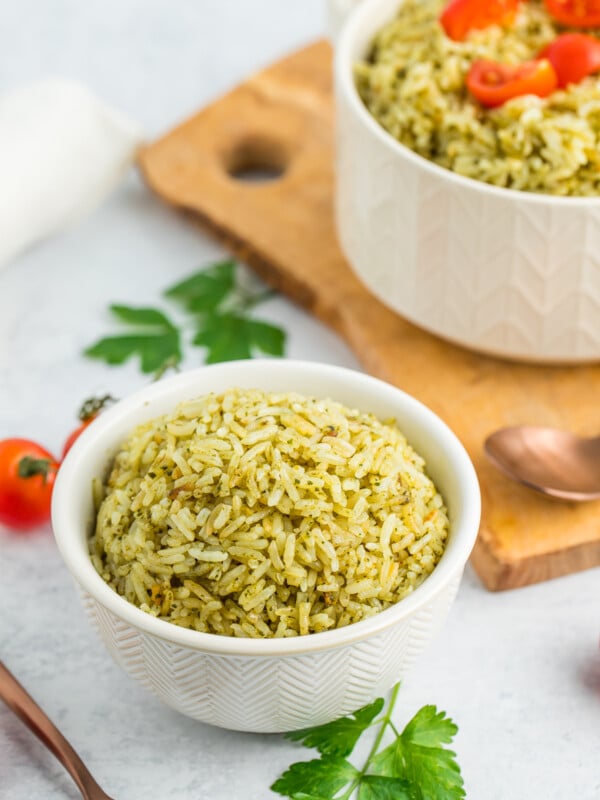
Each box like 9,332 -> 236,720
440,0 -> 520,41
545,0 -> 600,27
467,59 -> 558,108
540,34 -> 600,88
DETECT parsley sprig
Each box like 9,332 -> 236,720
84,260 -> 286,374
85,305 -> 181,373
272,684 -> 464,800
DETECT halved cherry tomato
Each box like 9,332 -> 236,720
545,0 -> 600,27
0,439 -> 58,531
540,33 -> 600,88
62,395 -> 115,459
467,59 -> 558,107
440,0 -> 520,41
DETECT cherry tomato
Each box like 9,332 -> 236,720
0,439 -> 58,531
540,33 -> 600,88
467,59 -> 558,107
440,0 -> 520,41
61,420 -> 94,459
61,395 -> 115,459
544,0 -> 600,27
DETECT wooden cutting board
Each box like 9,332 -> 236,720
138,40 -> 600,591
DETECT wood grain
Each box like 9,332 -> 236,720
138,40 -> 600,590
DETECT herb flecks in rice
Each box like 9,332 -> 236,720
90,389 -> 449,638
355,0 -> 600,196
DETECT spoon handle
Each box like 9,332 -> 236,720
0,660 -> 112,800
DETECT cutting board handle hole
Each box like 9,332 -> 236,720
225,136 -> 288,184
230,163 -> 284,183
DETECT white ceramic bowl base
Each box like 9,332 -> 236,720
52,361 -> 480,732
81,578 -> 460,732
335,0 -> 600,363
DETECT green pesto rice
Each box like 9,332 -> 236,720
355,0 -> 600,195
90,388 -> 449,638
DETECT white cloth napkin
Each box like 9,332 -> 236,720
0,78 -> 142,268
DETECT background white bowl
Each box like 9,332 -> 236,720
52,360 -> 480,732
334,0 -> 600,363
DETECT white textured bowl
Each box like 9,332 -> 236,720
52,360 -> 480,732
335,0 -> 600,362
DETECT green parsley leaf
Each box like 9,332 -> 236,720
401,705 -> 458,747
371,706 -> 465,800
164,260 -> 236,312
192,313 -> 251,362
245,319 -> 286,356
271,757 -> 358,799
286,697 -> 385,758
272,686 -> 463,800
192,312 -> 285,363
109,305 -> 174,327
85,261 -> 286,374
357,775 -> 415,800
84,305 -> 180,374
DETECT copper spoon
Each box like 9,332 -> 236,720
484,426 -> 600,502
0,660 -> 114,800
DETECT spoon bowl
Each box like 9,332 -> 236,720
484,426 -> 600,502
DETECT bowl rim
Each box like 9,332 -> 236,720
51,360 -> 481,657
335,0 -> 600,207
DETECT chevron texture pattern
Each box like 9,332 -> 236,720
336,88 -> 600,362
80,574 -> 461,733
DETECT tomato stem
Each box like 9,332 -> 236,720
18,457 -> 57,482
78,394 -> 117,421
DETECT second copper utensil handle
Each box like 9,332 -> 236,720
0,660 -> 111,800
